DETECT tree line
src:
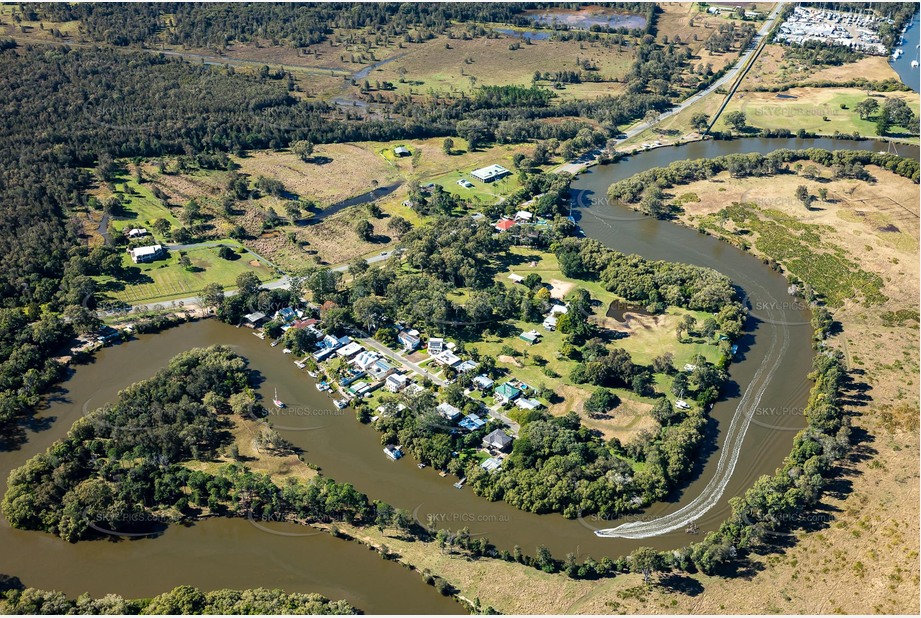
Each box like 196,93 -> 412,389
0,584 -> 355,615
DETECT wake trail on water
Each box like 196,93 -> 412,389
594,281 -> 790,539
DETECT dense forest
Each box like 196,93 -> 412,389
0,584 -> 355,615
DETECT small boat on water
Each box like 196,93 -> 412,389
316,381 -> 329,392
270,339 -> 280,347
417,462 -> 426,469
334,399 -> 348,409
282,348 -> 292,354
306,370 -> 318,378
730,344 -> 739,357
384,445 -> 403,460
273,387 -> 285,409
438,471 -> 447,477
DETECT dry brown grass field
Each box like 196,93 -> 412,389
743,43 -> 902,90
364,34 -> 633,100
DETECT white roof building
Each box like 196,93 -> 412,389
427,337 -> 444,354
128,244 -> 164,263
336,342 -> 364,358
385,373 -> 409,393
352,350 -> 380,370
471,164 -> 511,183
437,402 -> 463,421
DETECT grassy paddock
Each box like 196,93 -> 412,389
98,242 -> 273,304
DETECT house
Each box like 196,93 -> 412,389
319,334 -> 341,350
483,429 -> 513,451
471,164 -> 511,183
437,402 -> 463,422
129,244 -> 165,264
337,341 -> 364,359
398,329 -> 421,351
275,307 -> 297,323
456,360 -> 478,374
458,414 -> 486,431
514,210 -> 533,222
516,397 -> 543,411
519,330 -> 541,345
549,304 -> 568,316
125,228 -> 148,239
495,218 -> 516,232
542,316 -> 558,331
243,311 -> 267,327
507,273 -> 524,284
385,373 -> 409,393
456,178 -> 474,189
494,382 -> 521,404
97,325 -> 121,344
427,337 -> 445,355
352,350 -> 380,371
472,374 -> 495,391
480,456 -> 502,473
291,318 -> 319,330
433,350 -> 462,368
393,146 -> 411,157
368,359 -> 395,380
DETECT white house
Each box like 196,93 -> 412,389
514,210 -> 533,222
480,456 -> 502,472
471,164 -> 511,183
352,350 -> 380,371
436,402 -> 463,421
433,350 -> 462,368
125,228 -> 148,239
385,373 -> 409,393
129,244 -> 165,264
336,341 -> 364,358
427,337 -> 445,354
516,397 -> 543,411
472,374 -> 494,390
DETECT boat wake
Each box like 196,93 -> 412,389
594,279 -> 790,539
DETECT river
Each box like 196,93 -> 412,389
891,10 -> 920,93
1,137 -> 916,609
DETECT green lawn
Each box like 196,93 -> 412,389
453,246 -> 724,412
111,176 -> 181,231
97,242 -> 274,304
429,168 -> 523,206
723,88 -> 920,143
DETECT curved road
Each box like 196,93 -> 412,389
558,1 -> 786,175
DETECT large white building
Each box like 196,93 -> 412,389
129,244 -> 165,264
471,164 -> 511,183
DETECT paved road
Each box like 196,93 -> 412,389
556,2 -> 786,176
359,337 -> 446,387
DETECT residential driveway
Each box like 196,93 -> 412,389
359,337 -> 446,387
